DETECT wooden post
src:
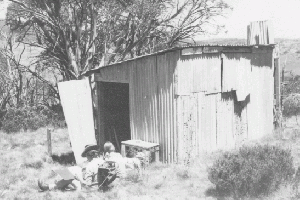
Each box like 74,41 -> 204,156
281,67 -> 285,107
155,146 -> 160,162
121,144 -> 126,157
47,128 -> 52,156
274,58 -> 281,109
98,82 -> 106,152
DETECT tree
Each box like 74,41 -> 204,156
98,0 -> 231,63
0,28 -> 23,109
0,26 -> 60,108
0,49 -> 10,122
6,0 -> 231,80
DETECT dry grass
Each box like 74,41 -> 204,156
2,118 -> 300,199
0,128 -> 218,200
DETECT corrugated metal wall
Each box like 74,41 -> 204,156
129,52 -> 179,163
222,50 -> 274,140
246,51 -> 274,140
92,47 -> 274,163
176,54 -> 222,94
94,51 -> 179,163
175,48 -> 274,162
96,62 -> 130,83
247,21 -> 274,45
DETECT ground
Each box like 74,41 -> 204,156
1,117 -> 300,200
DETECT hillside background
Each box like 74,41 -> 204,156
1,19 -> 299,77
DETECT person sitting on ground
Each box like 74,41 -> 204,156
103,141 -> 144,177
124,150 -> 145,171
103,141 -> 126,178
38,144 -> 104,191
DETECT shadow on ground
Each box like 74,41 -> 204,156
205,186 -> 231,200
51,151 -> 76,165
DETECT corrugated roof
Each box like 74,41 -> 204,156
84,44 -> 276,76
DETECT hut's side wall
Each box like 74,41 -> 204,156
175,48 -> 274,162
246,51 -> 274,140
93,51 -> 179,163
222,49 -> 274,140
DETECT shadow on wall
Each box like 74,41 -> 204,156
180,47 -> 274,69
224,50 -> 273,69
221,91 -> 250,117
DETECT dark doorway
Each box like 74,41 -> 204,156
99,82 -> 130,152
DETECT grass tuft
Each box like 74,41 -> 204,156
23,160 -> 43,169
125,170 -> 142,183
43,191 -> 52,200
154,182 -> 163,189
77,193 -> 86,200
176,168 -> 190,180
47,170 -> 56,179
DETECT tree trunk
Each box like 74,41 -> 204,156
16,71 -> 23,107
0,94 -> 10,123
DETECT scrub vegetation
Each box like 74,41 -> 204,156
2,121 -> 300,199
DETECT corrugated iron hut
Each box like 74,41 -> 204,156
84,21 -> 280,163
85,44 -> 279,163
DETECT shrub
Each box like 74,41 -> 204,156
1,105 -> 66,133
282,93 -> 300,119
208,144 -> 295,198
1,108 -> 24,133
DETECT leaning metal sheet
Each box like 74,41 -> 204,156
58,79 -> 97,165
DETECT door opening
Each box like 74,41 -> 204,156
99,82 -> 130,152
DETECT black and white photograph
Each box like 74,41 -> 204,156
0,0 -> 299,199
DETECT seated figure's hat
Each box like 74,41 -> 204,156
81,144 -> 99,157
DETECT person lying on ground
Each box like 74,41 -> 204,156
38,144 -> 104,191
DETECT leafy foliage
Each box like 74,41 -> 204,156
208,145 -> 294,198
6,0 -> 231,79
1,105 -> 66,133
282,72 -> 300,97
282,94 -> 300,118
0,0 -> 231,129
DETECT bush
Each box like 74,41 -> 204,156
208,144 -> 295,198
282,93 -> 300,118
1,105 -> 66,133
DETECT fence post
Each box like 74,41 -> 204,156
47,128 -> 52,156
